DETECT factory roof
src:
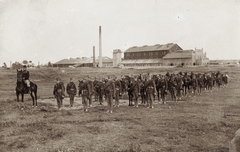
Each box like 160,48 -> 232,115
53,56 -> 112,65
124,43 -> 181,53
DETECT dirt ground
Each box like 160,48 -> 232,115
0,66 -> 240,152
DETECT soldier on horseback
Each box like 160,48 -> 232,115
22,65 -> 30,93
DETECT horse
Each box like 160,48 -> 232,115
16,79 -> 38,109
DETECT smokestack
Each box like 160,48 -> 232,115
99,26 -> 102,67
93,46 -> 95,67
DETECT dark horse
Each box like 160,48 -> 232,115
16,76 -> 38,109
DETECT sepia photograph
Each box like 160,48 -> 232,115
0,0 -> 240,151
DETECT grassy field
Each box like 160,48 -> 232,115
0,66 -> 240,152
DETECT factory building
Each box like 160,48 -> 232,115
53,56 -> 113,68
124,43 -> 182,60
121,43 -> 209,67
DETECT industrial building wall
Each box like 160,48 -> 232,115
162,58 -> 193,66
124,50 -> 169,60
113,52 -> 122,67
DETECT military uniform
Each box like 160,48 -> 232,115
222,74 -> 228,87
158,76 -> 168,104
216,75 -> 222,89
66,79 -> 77,107
183,75 -> 191,96
114,79 -> 122,107
59,80 -> 65,102
191,75 -> 198,96
87,79 -> 94,107
207,75 -> 213,92
95,79 -> 105,105
139,79 -> 146,104
168,77 -> 177,101
197,74 -> 204,95
104,79 -> 116,113
93,79 -> 99,101
175,75 -> 183,100
145,78 -> 157,108
129,78 -> 140,107
81,79 -> 91,112
53,79 -> 63,110
22,66 -> 30,93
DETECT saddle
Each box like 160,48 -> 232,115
16,80 -> 32,94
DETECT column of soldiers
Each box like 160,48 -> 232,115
53,71 -> 229,112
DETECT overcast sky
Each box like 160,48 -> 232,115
0,0 -> 239,65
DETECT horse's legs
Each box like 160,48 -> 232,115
157,88 -> 160,102
130,94 -> 133,106
16,92 -> 19,102
16,92 -> 20,108
128,94 -> 131,106
30,92 -> 35,107
34,91 -> 38,107
21,93 -> 24,109
184,86 -> 187,96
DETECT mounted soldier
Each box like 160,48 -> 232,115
16,66 -> 38,108
22,65 -> 30,93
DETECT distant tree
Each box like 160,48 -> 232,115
12,62 -> 22,69
23,60 -> 28,64
48,61 -> 52,67
3,62 -> 7,68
